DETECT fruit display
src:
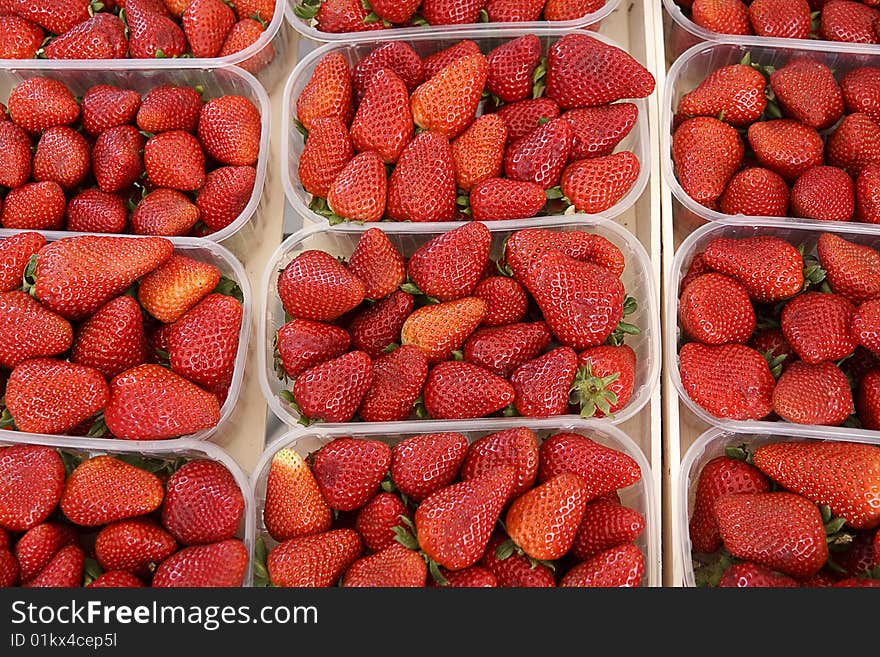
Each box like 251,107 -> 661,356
287,33 -> 653,224
0,232 -> 248,441
684,434 -> 880,588
263,222 -> 657,425
0,0 -> 278,72
253,425 -> 654,587
0,440 -> 251,587
0,76 -> 263,239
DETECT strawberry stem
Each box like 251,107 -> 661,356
293,0 -> 320,20
22,254 -> 37,297
569,363 -> 619,419
213,276 -> 244,302
252,537 -> 270,587
724,444 -> 752,463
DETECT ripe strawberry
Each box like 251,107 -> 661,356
504,228 -> 626,278
196,165 -> 256,232
326,150 -> 387,223
311,0 -> 385,33
677,64 -> 767,127
407,221 -> 490,301
423,41 -> 480,79
817,232 -> 880,303
400,297 -> 487,363
497,98 -> 561,143
691,0 -> 752,33
1,181 -> 66,230
423,361 -> 514,419
0,292 -> 72,369
772,361 -> 854,426
833,531 -> 879,577
748,119 -> 824,183
126,3 -> 188,59
573,344 -> 637,418
386,131 -> 457,222
821,0 -> 880,43
162,460 -> 244,545
137,84 -> 202,134
0,15 -> 43,59
571,499 -> 645,560
538,433 -> 640,498
391,432 -> 468,502
352,42 -> 425,101
522,251 -> 625,349
827,112 -> 880,174
131,189 -> 201,236
88,571 -> 144,587
346,229 -> 405,302
230,0 -> 275,20
485,34 -> 541,104
858,369 -> 880,429
355,493 -> 409,552
198,95 -> 261,166
509,347 -> 578,417
560,544 -> 644,587
770,58 -> 843,130
781,292 -> 857,364
137,254 -> 221,324
267,529 -> 362,587
14,0 -> 90,34
545,34 -> 655,109
297,52 -> 354,131
832,577 -> 880,587
680,252 -> 712,292
23,544 -> 83,588
481,532 -> 556,586
464,321 -> 552,377
8,77 -> 79,135
350,68 -> 413,165
0,121 -> 32,189
94,519 -> 177,574
679,342 -> 774,420
679,273 -> 756,345
0,547 -> 17,587
61,456 -> 163,527
853,299 -> 880,352
460,428 -> 538,500
68,191 -> 127,235
277,250 -> 365,322
703,235 -> 804,303
0,232 -> 44,294
365,0 -> 419,23
749,0 -> 810,37
754,441 -> 880,530
276,320 -> 350,379
543,0 -> 605,20
484,0 -> 545,20
0,446 -> 64,533
432,565 -> 497,587
144,131 -> 206,191
857,163 -> 880,223
719,562 -> 798,588
451,114 -> 507,192
470,178 -> 546,222
182,0 -> 236,58
715,492 -> 828,578
14,522 -> 77,583
263,448 -> 332,541
473,276 -> 527,327
71,296 -> 147,379
349,291 -> 413,358
152,539 -> 248,587
672,117 -> 744,207
104,364 -> 221,440
342,543 -> 426,587
564,103 -> 638,159
218,18 -> 275,74
358,345 -> 428,422
505,117 -> 572,190
841,67 -> 880,124
421,0 -> 487,24
81,85 -> 142,139
44,13 -> 128,60
291,351 -> 373,423
719,167 -> 790,217
411,53 -> 489,139
561,151 -> 641,213
92,125 -> 145,193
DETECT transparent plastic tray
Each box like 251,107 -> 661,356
251,417 -> 660,586
677,425 -> 880,587
0,231 -> 252,445
285,0 -> 619,43
258,217 -> 660,428
0,432 -> 256,587
281,28 -> 651,231
0,62 -> 271,244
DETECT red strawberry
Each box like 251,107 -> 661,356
407,221 -> 490,302
355,493 -> 409,552
703,235 -> 805,303
23,544 -> 83,588
817,232 -> 880,303
162,460 -> 244,545
485,0 -> 544,20
196,165 -> 256,232
15,0 -> 90,36
560,151 -> 641,213
92,125 -> 145,193
291,351 -> 373,423
137,254 -> 221,324
564,103 -> 638,159
0,121 -> 33,189
94,519 -> 177,574
680,252 -> 712,292
131,189 -> 201,236
1,182 -> 66,230
104,364 -> 221,440
560,544 -> 644,587
857,163 -> 880,223
821,0 -> 880,43
365,0 -> 419,23
497,97 -> 561,143
573,344 -> 637,418
350,68 -> 413,164
411,53 -> 488,139
749,0 -> 811,37
152,539 -> 248,587
386,131 -> 457,222
461,427 -> 538,500
770,58 -> 843,130
81,84 -> 140,137
349,290 -> 413,358
14,522 -> 76,583
144,131 -> 206,191
827,112 -> 880,175
310,0 -> 385,33
421,0 -> 487,24
358,345 -> 428,422
267,529 -> 362,587
451,114 -> 508,192
71,296 -> 147,379
678,64 -> 767,127
691,0 -> 752,33
0,292 -> 72,369
276,319 -> 350,379
486,34 -> 541,104
857,369 -> 880,429
719,562 -> 798,588
780,292 -> 857,364
278,250 -> 365,322
346,228 -> 405,302
543,0 -> 605,19
326,151 -> 387,223
841,67 -> 880,124
88,571 -> 144,587
481,532 -> 555,586
853,299 -> 880,352
672,117 -> 744,207
510,346 -> 578,417
342,543 -> 426,587
182,0 -> 235,58
505,117 -> 572,190
400,297 -> 487,363
297,52 -> 353,131
719,167 -> 790,217
422,361 -> 514,419
218,18 -> 275,74
32,127 -> 90,190
748,119 -> 824,183
391,432 -> 468,502
504,228 -> 626,278
432,565 -> 497,587
772,361 -> 853,425
0,15 -> 43,59
0,446 -> 65,533
352,42 -> 425,101
473,276 -> 527,327
137,85 -> 202,134
8,77 -> 79,135
463,321 -> 552,377
0,548 -> 18,587
538,433 -> 640,498
571,499 -> 645,560
423,40 -> 481,79
198,95 -> 261,166
832,577 -> 880,587
125,4 -> 188,59
263,448 -> 332,541
44,13 -> 127,60
678,273 -> 756,345
0,232 -> 44,293
470,178 -> 546,222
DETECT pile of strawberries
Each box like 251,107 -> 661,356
673,54 -> 880,223
689,439 -> 880,588
0,444 -> 248,587
273,223 -> 642,423
0,232 -> 243,440
296,34 -> 653,224
257,430 -> 646,587
0,77 -> 260,237
675,0 -> 880,45
294,0 -> 607,33
676,231 -> 880,428
0,0 -> 276,71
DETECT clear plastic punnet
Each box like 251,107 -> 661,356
259,217 -> 660,428
281,28 -> 651,230
251,417 -> 660,586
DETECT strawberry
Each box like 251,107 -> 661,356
423,40 -> 481,79
485,34 -> 541,104
346,228 -> 405,302
407,221 -> 490,302
748,119 -> 824,183
276,320 -> 350,380
218,18 -> 275,74
753,441 -> 880,530
719,167 -> 790,217
473,276 -> 527,326
71,296 -> 148,379
0,16 -> 43,59
691,0 -> 752,33
0,233 -> 44,294
137,254 -> 221,324
858,370 -> 880,429
358,345 -> 428,422
703,235 -> 805,303
162,460 -> 244,545
390,432 -> 468,502
400,297 -> 487,363
182,0 -> 236,58
421,0 -> 487,24
326,150 -> 387,223
680,252 -> 712,292
857,163 -> 880,223
841,67 -> 880,124
310,0 -> 385,33
504,228 -> 626,278
88,571 -> 144,587
411,53 -> 489,137
471,177 -> 548,222
749,0 -> 811,37
0,446 -> 64,533
386,131 -> 457,223
545,34 -> 655,110
123,5 -> 188,59
152,539 -> 248,587
1,182 -> 66,231
827,112 -> 880,174
14,522 -> 77,583
719,562 -> 799,588
543,0 -> 605,20
560,151 -> 641,213
817,232 -> 880,303
451,114 -> 507,192
853,299 -> 880,352
679,342 -> 774,420
14,0 -> 91,35
463,321 -> 552,377
521,251 -> 625,350
0,121 -> 32,189
355,493 -> 409,552
61,455 -> 164,526
0,547 -> 17,587
485,0 -> 545,20
481,532 -> 555,586
44,13 -> 127,60
832,577 -> 880,587
104,364 -> 221,440
94,519 -> 177,574
415,466 -> 514,570
81,85 -> 140,136
672,117 -> 744,207
231,0 -> 276,21
422,361 -> 514,419
0,292 -> 73,370
196,165 -> 256,232
297,52 -> 353,131
678,273 -> 756,345
8,77 -> 79,135
497,98 -> 561,143
198,95 -> 261,166
538,433 -> 640,498
715,492 -> 828,578
351,42 -> 425,101
560,544 -> 644,587
504,117 -> 572,190
573,344 -> 637,418
144,131 -> 206,191
564,103 -> 638,159
263,448 -> 332,541
267,529 -> 362,587
365,0 -> 419,23
349,291 -> 413,358
571,499 -> 645,560
137,85 -> 202,134
342,543 -> 426,587
432,565 -> 497,587
32,126 -> 88,190
780,292 -> 857,364
350,68 -> 413,165
277,250 -> 365,322
677,64 -> 767,127
92,125 -> 145,194
131,189 -> 201,236
291,351 -> 373,423
461,427 -> 539,500
23,544 -> 83,588
770,58 -> 843,131
772,361 -> 854,426
510,346 -> 578,417
820,0 -> 880,43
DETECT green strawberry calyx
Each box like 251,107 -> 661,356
494,538 -> 555,572
252,537 -> 272,587
392,516 -> 449,586
294,0 -> 322,21
569,363 -> 619,419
